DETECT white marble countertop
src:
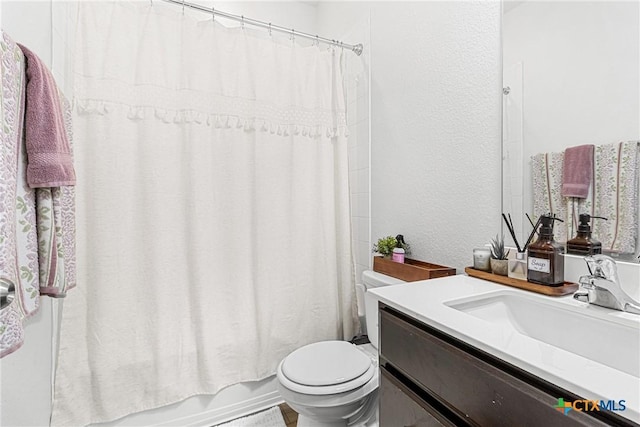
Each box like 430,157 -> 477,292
369,274 -> 640,423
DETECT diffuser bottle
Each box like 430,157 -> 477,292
508,252 -> 527,281
527,215 -> 564,286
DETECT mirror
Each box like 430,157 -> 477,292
502,0 -> 639,261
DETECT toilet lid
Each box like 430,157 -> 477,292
281,341 -> 371,387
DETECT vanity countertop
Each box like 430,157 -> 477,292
369,274 -> 640,423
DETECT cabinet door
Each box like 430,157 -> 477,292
380,367 -> 457,427
380,307 -> 614,427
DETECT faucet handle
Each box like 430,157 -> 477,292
584,254 -> 619,283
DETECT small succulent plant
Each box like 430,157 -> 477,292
490,234 -> 510,260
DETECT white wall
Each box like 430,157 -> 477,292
180,0 -> 317,30
320,1 -> 503,272
1,0 -> 53,65
0,302 -> 56,427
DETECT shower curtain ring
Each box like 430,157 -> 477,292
181,0 -> 185,14
268,23 -> 272,37
290,29 -> 295,43
315,35 -> 319,47
241,16 -> 245,30
211,6 -> 215,21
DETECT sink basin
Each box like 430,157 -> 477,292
445,291 -> 640,378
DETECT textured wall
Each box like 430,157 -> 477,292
317,1 -> 502,273
369,1 -> 502,271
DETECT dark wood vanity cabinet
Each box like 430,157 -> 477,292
379,303 -> 637,427
380,367 -> 456,427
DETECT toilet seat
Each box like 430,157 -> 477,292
278,341 -> 375,395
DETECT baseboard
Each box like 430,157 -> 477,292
155,390 -> 284,427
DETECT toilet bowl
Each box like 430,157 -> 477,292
276,271 -> 405,427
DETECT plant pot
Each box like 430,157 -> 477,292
490,258 -> 508,276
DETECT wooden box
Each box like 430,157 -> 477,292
464,267 -> 578,296
373,256 -> 456,282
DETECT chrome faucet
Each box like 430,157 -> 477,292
574,255 -> 640,315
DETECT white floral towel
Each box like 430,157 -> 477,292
36,97 -> 76,298
0,31 -> 76,358
1,30 -> 38,357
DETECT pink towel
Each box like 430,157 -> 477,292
18,44 -> 76,188
562,144 -> 593,198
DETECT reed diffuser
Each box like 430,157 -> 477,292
501,213 -> 541,281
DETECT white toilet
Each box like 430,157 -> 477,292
276,271 -> 405,427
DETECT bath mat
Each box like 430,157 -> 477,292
216,406 -> 286,427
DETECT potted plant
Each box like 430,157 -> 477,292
373,235 -> 410,257
489,234 -> 510,276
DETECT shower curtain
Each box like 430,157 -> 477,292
51,2 -> 356,425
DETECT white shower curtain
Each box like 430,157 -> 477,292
51,2 -> 356,425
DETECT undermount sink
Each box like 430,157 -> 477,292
445,291 -> 640,378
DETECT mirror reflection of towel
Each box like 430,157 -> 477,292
532,141 -> 639,254
562,144 -> 594,198
532,151 -> 570,242
591,141 -> 639,254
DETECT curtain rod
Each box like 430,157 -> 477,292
159,0 -> 363,56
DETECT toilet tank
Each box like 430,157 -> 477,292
360,270 -> 405,349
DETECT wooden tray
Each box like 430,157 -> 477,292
464,267 -> 578,296
374,257 -> 456,282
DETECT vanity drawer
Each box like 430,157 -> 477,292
380,367 -> 456,427
380,307 -> 611,427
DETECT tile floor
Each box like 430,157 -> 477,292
279,403 -> 298,427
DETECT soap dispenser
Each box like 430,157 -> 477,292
527,215 -> 565,286
566,214 -> 607,256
